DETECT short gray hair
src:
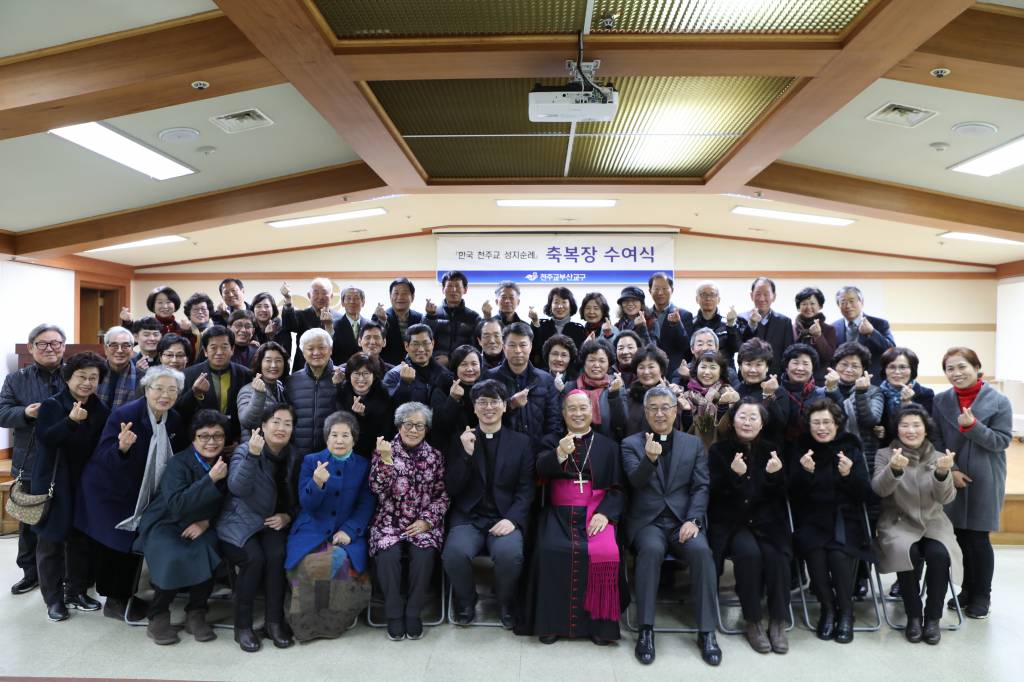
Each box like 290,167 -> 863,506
835,285 -> 864,304
28,323 -> 66,344
695,280 -> 719,296
309,277 -> 333,293
139,365 -> 184,391
104,326 -> 133,344
689,328 -> 720,350
494,280 -> 520,296
394,402 -> 432,428
643,385 -> 676,408
323,410 -> 359,443
341,286 -> 365,303
299,327 -> 333,349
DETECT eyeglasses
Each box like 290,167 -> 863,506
146,385 -> 180,395
809,419 -> 835,428
697,291 -> 719,299
195,433 -> 225,443
106,342 -> 133,350
408,341 -> 432,349
401,421 -> 427,432
231,323 -> 254,330
887,364 -> 911,372
645,404 -> 676,414
33,340 -> 64,350
836,361 -> 863,372
475,399 -> 503,409
350,370 -> 373,379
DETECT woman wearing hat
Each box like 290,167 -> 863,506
613,286 -> 652,345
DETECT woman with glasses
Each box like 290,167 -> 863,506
134,410 -> 231,645
788,399 -> 873,644
337,352 -> 394,458
429,345 -> 482,450
826,342 -> 884,467
285,411 -> 375,642
369,403 -> 449,641
154,334 -> 194,372
876,347 -> 934,445
75,365 -> 187,621
237,342 -> 289,437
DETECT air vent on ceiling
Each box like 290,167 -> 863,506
209,108 -> 274,134
866,102 -> 937,128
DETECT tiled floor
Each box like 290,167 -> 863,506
0,537 -> 1021,681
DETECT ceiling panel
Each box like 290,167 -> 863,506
781,78 -> 1024,210
406,137 -> 568,177
313,0 -> 871,38
569,134 -> 734,176
0,0 -> 218,58
0,84 -> 359,231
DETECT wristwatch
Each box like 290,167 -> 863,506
688,517 -> 704,530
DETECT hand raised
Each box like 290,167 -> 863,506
858,317 -> 875,336
749,309 -> 762,326
248,429 -> 265,456
264,319 -> 278,337
808,319 -> 822,338
766,450 -> 783,474
553,372 -> 565,393
481,300 -> 493,319
726,305 -> 737,326
135,355 -> 150,371
899,384 -> 915,403
68,401 -> 88,423
251,372 -> 266,393
730,452 -> 747,476
601,317 -> 613,335
119,306 -> 132,322
799,449 -> 816,473
118,422 -> 137,452
351,395 -> 366,415
510,388 -> 530,409
209,458 -> 228,482
192,372 -> 210,397
836,450 -> 853,477
677,395 -> 693,412
644,432 -> 662,461
376,436 -> 393,465
280,281 -> 291,301
319,307 -> 333,326
854,372 -> 873,391
460,426 -> 476,455
718,386 -> 740,405
557,433 -> 575,463
528,306 -> 539,325
957,407 -> 975,428
609,373 -> 624,393
666,310 -> 681,325
332,366 -> 346,386
313,460 -> 330,487
375,302 -> 387,322
935,449 -> 956,475
425,298 -> 437,315
760,373 -> 779,396
677,360 -> 690,380
25,402 -> 41,419
889,448 -> 909,471
398,362 -> 416,383
449,380 -> 465,400
824,367 -> 841,390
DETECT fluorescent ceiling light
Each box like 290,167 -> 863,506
267,207 -> 387,229
950,135 -> 1024,177
84,235 -> 188,253
49,122 -> 194,180
939,231 -> 1024,246
732,205 -> 855,226
495,199 -> 617,208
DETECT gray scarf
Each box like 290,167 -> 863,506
115,406 -> 172,532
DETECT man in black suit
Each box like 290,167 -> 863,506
832,285 -> 895,383
442,380 -> 535,629
381,277 -> 423,366
742,276 -> 793,375
280,277 -> 341,372
647,272 -> 693,372
175,325 -> 253,446
622,385 -> 721,667
331,285 -> 370,365
683,280 -> 747,367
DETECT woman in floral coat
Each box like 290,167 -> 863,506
369,401 -> 449,642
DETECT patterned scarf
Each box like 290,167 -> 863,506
102,362 -> 138,410
683,378 -> 722,434
578,373 -> 610,424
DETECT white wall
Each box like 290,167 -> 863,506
0,260 -> 76,449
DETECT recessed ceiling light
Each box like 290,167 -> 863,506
731,206 -> 854,226
951,121 -> 998,137
495,199 -> 617,208
49,122 -> 195,180
267,207 -> 387,228
939,231 -> 1024,246
84,235 -> 188,253
949,135 -> 1024,177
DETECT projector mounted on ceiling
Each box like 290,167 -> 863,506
529,33 -> 618,123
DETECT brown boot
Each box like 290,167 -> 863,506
744,620 -> 771,653
769,619 -> 789,654
185,609 -> 217,642
147,612 -> 181,645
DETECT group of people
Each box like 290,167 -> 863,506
0,271 -> 1010,666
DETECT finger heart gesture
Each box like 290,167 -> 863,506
766,450 -> 783,474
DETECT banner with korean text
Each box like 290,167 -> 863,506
435,233 -> 675,284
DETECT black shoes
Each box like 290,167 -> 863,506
853,579 -> 869,601
948,591 -> 968,611
698,631 -> 722,666
815,608 -> 836,640
125,597 -> 150,623
634,627 -> 655,665
234,626 -> 261,652
146,612 -> 181,646
264,621 -> 294,648
922,618 -> 941,645
406,616 -> 424,640
47,602 -> 69,622
905,616 -> 923,643
102,597 -> 127,620
964,599 -> 990,619
387,618 -> 406,641
184,609 -> 217,642
590,636 -> 612,646
499,605 -> 515,630
452,597 -> 476,626
65,593 -> 101,611
889,582 -> 902,599
11,576 -> 38,595
539,634 -> 559,645
834,612 -> 854,644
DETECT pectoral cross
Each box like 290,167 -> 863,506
576,472 -> 586,493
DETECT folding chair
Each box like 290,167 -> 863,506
446,552 -> 504,627
715,555 -> 796,636
366,556 -> 447,628
877,566 -> 964,632
624,554 -> 704,634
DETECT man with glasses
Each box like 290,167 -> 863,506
476,319 -> 505,371
280,277 -> 341,372
175,325 -> 253,445
622,385 -> 722,667
832,286 -> 895,384
443,380 -> 534,629
684,280 -> 746,366
483,322 -> 562,452
647,272 -> 693,372
98,326 -> 144,410
382,324 -> 452,408
0,323 -> 67,595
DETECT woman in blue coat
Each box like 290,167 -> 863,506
285,410 -> 375,642
31,352 -> 110,622
74,365 -> 185,620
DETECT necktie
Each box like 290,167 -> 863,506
848,322 -> 858,343
351,318 -> 359,339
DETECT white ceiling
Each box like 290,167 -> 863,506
88,191 -> 1021,269
0,0 -> 217,58
782,78 -> 1024,210
0,83 -> 360,231
981,0 -> 1024,8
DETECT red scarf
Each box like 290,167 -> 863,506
954,380 -> 983,431
578,373 -> 609,424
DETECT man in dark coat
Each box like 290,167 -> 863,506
424,270 -> 482,366
684,281 -> 747,366
647,272 -> 693,372
482,322 -> 562,453
0,323 -> 66,595
621,385 -> 722,667
741,276 -> 794,376
175,326 -> 253,446
280,277 -> 341,372
380,277 -> 424,366
382,324 -> 452,408
832,285 -> 895,384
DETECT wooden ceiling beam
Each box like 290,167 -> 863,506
703,0 -> 975,191
12,162 -> 387,258
0,14 -> 285,140
886,7 -> 1024,100
214,0 -> 426,188
747,161 -> 1024,237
